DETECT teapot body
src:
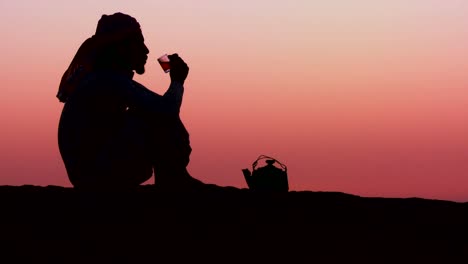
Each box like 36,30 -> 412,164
242,156 -> 288,192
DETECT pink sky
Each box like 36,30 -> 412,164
1,1 -> 468,202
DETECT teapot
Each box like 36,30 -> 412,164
242,155 -> 289,192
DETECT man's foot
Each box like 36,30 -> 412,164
155,169 -> 207,191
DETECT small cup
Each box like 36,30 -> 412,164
157,54 -> 170,73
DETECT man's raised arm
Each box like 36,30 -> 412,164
123,53 -> 189,115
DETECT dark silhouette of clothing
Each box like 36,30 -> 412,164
57,12 -> 203,190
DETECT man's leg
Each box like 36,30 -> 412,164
100,109 -> 154,188
151,114 -> 204,189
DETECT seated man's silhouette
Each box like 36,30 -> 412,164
57,12 -> 204,190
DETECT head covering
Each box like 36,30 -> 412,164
57,13 -> 141,103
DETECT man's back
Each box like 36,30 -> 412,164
58,70 -> 145,187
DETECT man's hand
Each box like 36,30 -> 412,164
168,54 -> 189,85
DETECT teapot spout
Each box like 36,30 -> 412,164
242,169 -> 252,188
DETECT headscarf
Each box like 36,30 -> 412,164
57,12 -> 141,103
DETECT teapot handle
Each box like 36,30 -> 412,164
252,155 -> 287,172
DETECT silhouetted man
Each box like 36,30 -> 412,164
57,12 -> 203,190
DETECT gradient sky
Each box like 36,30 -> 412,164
1,0 -> 468,202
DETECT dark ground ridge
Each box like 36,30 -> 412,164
0,184 -> 467,263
